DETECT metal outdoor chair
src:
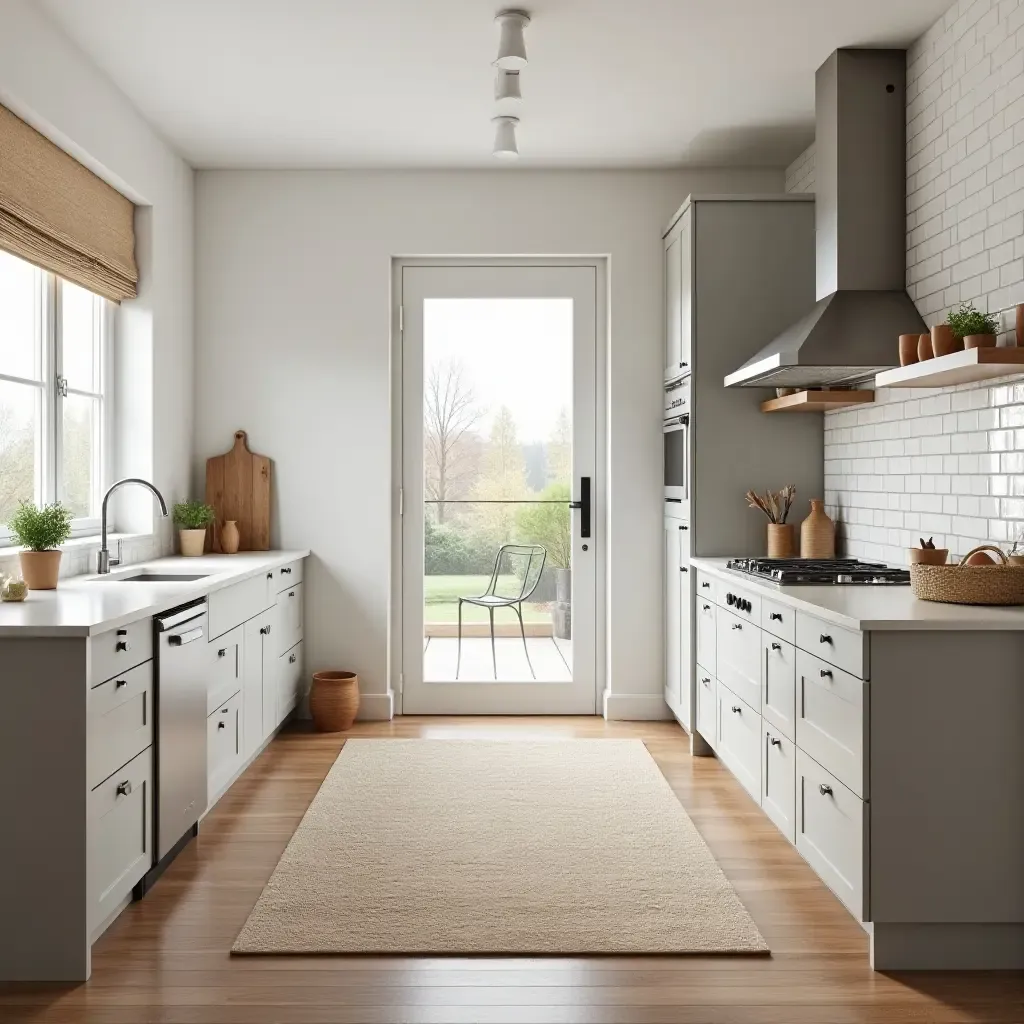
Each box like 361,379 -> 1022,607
457,543 -> 547,680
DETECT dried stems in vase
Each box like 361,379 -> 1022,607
745,484 -> 796,525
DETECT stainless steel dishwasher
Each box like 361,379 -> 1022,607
135,598 -> 210,896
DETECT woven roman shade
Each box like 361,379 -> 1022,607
0,104 -> 137,302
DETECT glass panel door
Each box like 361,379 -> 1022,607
401,266 -> 598,714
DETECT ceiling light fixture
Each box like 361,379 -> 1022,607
494,10 -> 530,70
492,116 -> 520,160
493,69 -> 522,114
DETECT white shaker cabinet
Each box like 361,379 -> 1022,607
663,206 -> 691,382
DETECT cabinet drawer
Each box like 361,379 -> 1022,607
277,640 -> 304,721
88,746 -> 153,931
208,692 -> 243,800
90,618 -> 153,687
88,660 -> 153,790
716,607 -> 761,713
695,666 -> 716,749
795,649 -> 867,798
796,749 -> 867,920
762,727 -> 796,844
695,598 -> 716,676
761,597 -> 795,644
209,625 -> 243,716
717,683 -> 761,805
695,570 -> 718,604
209,573 -> 274,642
275,582 -> 304,656
796,612 -> 867,680
275,558 -> 304,591
762,635 -> 796,742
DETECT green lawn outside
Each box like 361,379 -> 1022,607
424,574 -> 551,624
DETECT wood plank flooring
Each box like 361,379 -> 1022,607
1,717 -> 1020,1023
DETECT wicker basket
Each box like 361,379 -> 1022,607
910,545 -> 1024,605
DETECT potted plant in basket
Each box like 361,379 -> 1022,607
6,501 -> 73,590
173,500 -> 215,556
946,301 -> 1000,349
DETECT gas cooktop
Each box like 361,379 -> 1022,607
725,557 -> 911,585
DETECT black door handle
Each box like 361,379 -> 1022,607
569,476 -> 591,538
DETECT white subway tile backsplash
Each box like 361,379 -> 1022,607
785,0 -> 1024,566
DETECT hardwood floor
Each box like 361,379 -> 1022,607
1,717 -> 1020,1022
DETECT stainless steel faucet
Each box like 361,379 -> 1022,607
97,478 -> 169,574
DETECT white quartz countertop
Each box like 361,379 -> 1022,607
0,550 -> 309,637
690,557 -> 1024,631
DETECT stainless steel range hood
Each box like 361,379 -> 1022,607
725,49 -> 926,389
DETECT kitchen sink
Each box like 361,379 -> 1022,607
100,572 -> 210,583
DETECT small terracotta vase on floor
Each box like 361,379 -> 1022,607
767,523 -> 795,558
931,324 -> 957,357
917,333 -> 933,361
221,520 -> 240,554
179,529 -> 207,557
964,333 -> 996,349
19,550 -> 61,590
310,671 -> 360,732
800,500 -> 835,559
899,334 -> 919,366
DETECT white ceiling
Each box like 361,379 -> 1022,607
40,0 -> 951,169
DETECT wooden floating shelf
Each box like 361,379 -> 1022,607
875,346 -> 1024,388
760,389 -> 875,413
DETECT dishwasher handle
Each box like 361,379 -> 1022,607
168,625 -> 204,646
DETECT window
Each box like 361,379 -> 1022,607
0,249 -> 112,541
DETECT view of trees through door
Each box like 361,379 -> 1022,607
422,298 -> 574,682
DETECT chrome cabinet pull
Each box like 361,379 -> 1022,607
770,736 -> 781,747
771,643 -> 781,652
116,780 -> 132,797
819,783 -> 833,796
770,612 -> 783,621
820,634 -> 833,644
820,668 -> 833,678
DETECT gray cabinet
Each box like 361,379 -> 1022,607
242,607 -> 278,760
663,207 -> 691,381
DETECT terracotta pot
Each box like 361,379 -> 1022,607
931,324 -> 957,357
767,523 -> 795,559
310,671 -> 360,732
179,528 -> 207,557
20,550 -> 62,590
964,333 -> 996,349
800,500 -> 835,559
917,333 -> 933,361
898,334 -> 919,366
909,547 -> 949,565
220,520 -> 240,554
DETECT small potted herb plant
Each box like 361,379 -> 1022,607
6,500 -> 73,590
946,301 -> 1000,349
173,500 -> 215,557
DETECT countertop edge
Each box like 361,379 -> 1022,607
689,557 -> 1024,631
0,550 -> 310,638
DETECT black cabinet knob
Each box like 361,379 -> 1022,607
820,634 -> 833,644
770,612 -> 782,621
771,643 -> 781,652
770,736 -> 781,747
819,783 -> 833,796
116,780 -> 132,797
731,705 -> 741,714
820,669 -> 833,679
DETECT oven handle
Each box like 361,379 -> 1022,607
663,415 -> 688,433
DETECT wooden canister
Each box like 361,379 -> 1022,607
800,500 -> 835,559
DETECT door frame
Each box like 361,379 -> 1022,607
389,256 -> 608,716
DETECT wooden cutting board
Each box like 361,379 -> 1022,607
205,430 -> 271,552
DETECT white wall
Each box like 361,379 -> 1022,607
0,0 -> 194,570
785,0 -> 1024,565
194,168 -> 783,718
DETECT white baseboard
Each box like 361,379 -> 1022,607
603,690 -> 673,721
358,691 -> 394,721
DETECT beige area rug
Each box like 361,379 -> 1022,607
232,739 -> 768,955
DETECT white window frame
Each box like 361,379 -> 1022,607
0,263 -> 114,546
